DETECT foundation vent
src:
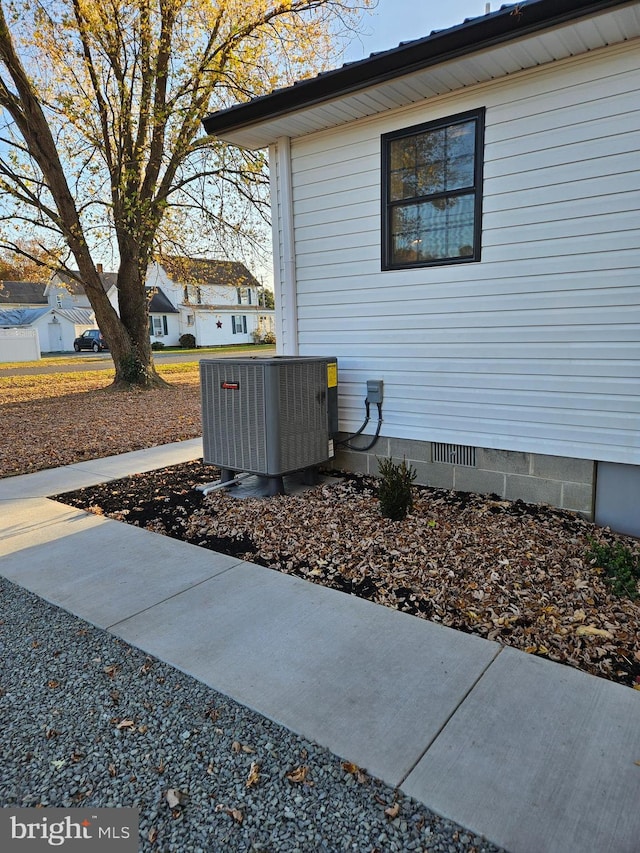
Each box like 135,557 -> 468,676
432,443 -> 477,467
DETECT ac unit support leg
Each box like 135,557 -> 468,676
302,466 -> 320,486
257,475 -> 285,496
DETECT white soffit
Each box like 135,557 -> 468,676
221,4 -> 640,150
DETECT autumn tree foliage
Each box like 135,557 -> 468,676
0,0 -> 367,386
0,241 -> 59,281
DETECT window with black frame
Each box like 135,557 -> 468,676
382,108 -> 485,269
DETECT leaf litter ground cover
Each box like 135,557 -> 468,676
55,460 -> 640,690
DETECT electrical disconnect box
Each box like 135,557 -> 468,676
366,379 -> 384,404
200,356 -> 338,489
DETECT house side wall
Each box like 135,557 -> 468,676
47,279 -> 91,310
286,42 -> 640,477
150,313 -> 181,347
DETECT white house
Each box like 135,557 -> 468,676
148,258 -> 275,346
0,260 -> 274,354
0,279 -> 95,354
46,269 -> 118,310
202,0 -> 640,535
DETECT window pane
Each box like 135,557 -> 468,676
415,128 -> 445,195
390,204 -> 422,264
390,122 -> 476,200
390,195 -> 475,264
389,137 -> 418,200
444,121 -> 476,190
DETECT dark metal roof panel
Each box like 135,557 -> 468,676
202,0 -> 637,144
147,287 -> 179,314
0,281 -> 47,304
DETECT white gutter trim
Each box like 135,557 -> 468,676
273,136 -> 298,355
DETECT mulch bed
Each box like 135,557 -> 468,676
55,460 -> 640,690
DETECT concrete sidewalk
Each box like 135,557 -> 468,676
1,440 -> 639,853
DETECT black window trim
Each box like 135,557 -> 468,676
381,107 -> 485,270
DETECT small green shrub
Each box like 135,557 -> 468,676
586,539 -> 640,600
151,340 -> 165,350
262,330 -> 276,344
179,333 -> 196,349
377,456 -> 417,521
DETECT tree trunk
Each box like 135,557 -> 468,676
112,260 -> 167,389
78,257 -> 167,390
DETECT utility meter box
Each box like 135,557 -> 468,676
200,356 -> 338,478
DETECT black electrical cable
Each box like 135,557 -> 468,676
336,399 -> 370,446
337,400 -> 383,452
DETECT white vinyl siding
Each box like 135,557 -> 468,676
283,41 -> 640,465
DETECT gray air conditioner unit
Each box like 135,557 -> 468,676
200,356 -> 338,492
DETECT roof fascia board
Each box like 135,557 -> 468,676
202,0 -> 634,136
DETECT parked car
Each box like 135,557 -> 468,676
73,329 -> 109,352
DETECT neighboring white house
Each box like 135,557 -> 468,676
46,268 -> 118,311
147,258 -> 275,346
0,280 -> 95,354
202,0 -> 640,535
47,267 -> 184,347
2,261 -> 274,353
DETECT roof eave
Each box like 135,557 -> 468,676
202,0 -> 633,138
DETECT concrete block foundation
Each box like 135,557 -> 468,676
332,435 -> 596,518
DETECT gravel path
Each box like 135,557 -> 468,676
0,576 -> 502,853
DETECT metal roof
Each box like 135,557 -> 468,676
0,307 -> 95,327
147,286 -> 179,314
0,307 -> 50,327
53,308 -> 95,325
202,0 -> 640,149
0,281 -> 47,305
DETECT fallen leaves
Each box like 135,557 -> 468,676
232,740 -> 255,754
341,761 -> 368,784
385,802 -> 400,819
0,370 -> 201,477
214,804 -> 243,824
575,625 -> 614,640
56,463 -> 640,689
285,766 -> 308,784
245,761 -> 260,788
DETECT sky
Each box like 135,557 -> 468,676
343,0 -> 497,62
